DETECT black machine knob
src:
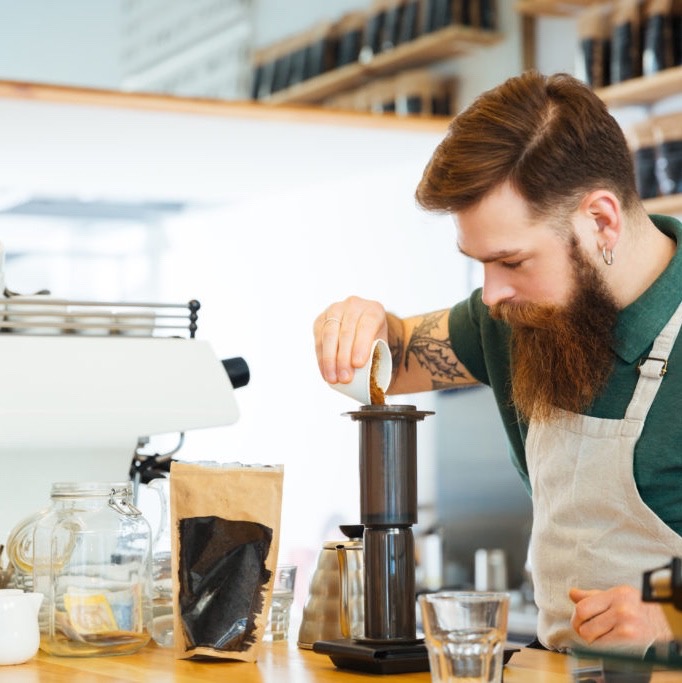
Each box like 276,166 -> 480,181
222,356 -> 250,389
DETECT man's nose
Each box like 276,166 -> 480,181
481,267 -> 515,307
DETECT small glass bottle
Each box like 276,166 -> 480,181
32,482 -> 153,657
146,476 -> 174,648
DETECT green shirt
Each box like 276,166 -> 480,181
449,214 -> 682,535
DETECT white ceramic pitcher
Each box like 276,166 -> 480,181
0,589 -> 43,665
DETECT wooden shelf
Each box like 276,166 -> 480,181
594,66 -> 682,108
266,63 -> 368,105
515,0 -> 603,16
0,79 -> 452,133
265,24 -> 503,105
643,194 -> 682,216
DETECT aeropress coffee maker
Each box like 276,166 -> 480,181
314,403 -> 433,674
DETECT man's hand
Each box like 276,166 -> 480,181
569,585 -> 672,647
313,296 -> 388,386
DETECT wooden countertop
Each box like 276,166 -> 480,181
0,641 -> 680,683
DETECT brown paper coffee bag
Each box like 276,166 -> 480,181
170,461 -> 284,661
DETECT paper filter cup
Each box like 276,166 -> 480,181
328,338 -> 392,404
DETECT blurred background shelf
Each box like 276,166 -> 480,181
265,24 -> 502,105
643,194 -> 682,216
594,66 -> 682,108
515,0 -> 605,16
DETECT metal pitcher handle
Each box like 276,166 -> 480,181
336,544 -> 363,640
336,544 -> 352,640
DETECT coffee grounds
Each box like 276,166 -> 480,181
178,516 -> 272,651
369,345 -> 385,405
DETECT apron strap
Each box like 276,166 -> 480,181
625,300 -> 682,426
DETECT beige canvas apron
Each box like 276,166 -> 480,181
527,300 -> 682,652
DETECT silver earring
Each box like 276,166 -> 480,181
602,246 -> 614,266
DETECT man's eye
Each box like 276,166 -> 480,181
501,260 -> 523,270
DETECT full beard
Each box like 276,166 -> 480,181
490,240 -> 619,423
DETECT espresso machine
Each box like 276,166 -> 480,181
314,403 -> 433,674
0,286 -> 248,544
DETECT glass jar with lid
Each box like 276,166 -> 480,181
32,481 -> 153,656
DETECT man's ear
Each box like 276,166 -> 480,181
579,190 -> 622,251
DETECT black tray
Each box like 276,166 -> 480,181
313,638 -> 520,675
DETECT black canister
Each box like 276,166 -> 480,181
363,527 -> 415,640
354,405 -> 424,526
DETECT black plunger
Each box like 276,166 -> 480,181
348,404 -> 434,642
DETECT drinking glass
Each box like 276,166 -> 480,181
419,591 -> 509,683
265,564 -> 297,641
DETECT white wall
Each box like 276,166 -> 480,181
534,15 -> 578,75
0,0 -> 121,87
0,96 -> 468,607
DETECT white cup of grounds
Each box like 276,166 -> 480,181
328,338 -> 392,404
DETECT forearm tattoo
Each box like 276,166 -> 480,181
405,311 -> 467,389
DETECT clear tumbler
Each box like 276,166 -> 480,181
419,591 -> 509,683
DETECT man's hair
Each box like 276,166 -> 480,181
415,70 -> 640,220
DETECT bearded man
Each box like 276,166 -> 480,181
313,70 -> 682,653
